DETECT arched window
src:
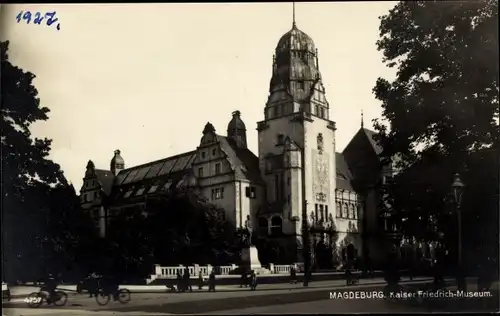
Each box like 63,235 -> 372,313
336,202 -> 341,218
342,203 -> 348,218
258,217 -> 268,235
270,216 -> 283,236
349,204 -> 355,219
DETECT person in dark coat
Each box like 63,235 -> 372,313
208,269 -> 216,292
198,272 -> 204,290
176,271 -> 182,293
290,265 -> 297,284
249,270 -> 257,291
183,268 -> 192,292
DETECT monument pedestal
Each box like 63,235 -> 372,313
241,246 -> 262,270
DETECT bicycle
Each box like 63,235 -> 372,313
25,290 -> 68,308
95,288 -> 131,306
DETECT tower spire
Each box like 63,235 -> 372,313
361,109 -> 364,128
292,2 -> 296,28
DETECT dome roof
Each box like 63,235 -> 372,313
275,24 -> 316,54
227,110 -> 246,132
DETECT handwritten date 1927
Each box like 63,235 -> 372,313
16,11 -> 61,31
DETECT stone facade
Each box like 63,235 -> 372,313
79,22 -> 398,267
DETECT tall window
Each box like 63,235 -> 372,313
215,163 -> 221,175
320,204 -> 324,222
198,167 -> 203,177
245,186 -> 257,199
342,203 -> 348,218
212,187 -> 224,200
274,174 -> 280,200
349,204 -> 355,219
270,216 -> 283,235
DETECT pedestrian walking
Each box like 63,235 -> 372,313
208,270 -> 216,292
249,270 -> 257,291
183,268 -> 192,292
176,271 -> 182,293
290,265 -> 297,284
198,272 -> 204,290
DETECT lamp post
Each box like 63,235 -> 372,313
451,173 -> 465,291
300,142 -> 311,287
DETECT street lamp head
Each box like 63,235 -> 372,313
451,173 -> 465,205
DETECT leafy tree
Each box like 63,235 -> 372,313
106,189 -> 237,277
42,184 -> 100,280
1,41 -> 74,281
372,1 -> 499,272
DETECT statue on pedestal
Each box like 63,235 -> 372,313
239,215 -> 253,247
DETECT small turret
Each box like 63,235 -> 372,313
85,160 -> 96,177
227,110 -> 247,149
110,149 -> 125,176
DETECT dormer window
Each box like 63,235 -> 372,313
148,180 -> 161,194
163,180 -> 172,191
123,187 -> 135,198
135,186 -> 146,196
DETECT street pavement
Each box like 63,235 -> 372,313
3,277 -> 497,315
2,277 -> 426,315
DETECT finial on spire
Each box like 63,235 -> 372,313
292,2 -> 296,28
361,110 -> 364,128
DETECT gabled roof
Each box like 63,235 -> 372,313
95,169 -> 114,195
335,152 -> 354,191
218,135 -> 264,184
362,128 -> 383,155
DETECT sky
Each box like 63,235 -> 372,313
1,2 -> 397,191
